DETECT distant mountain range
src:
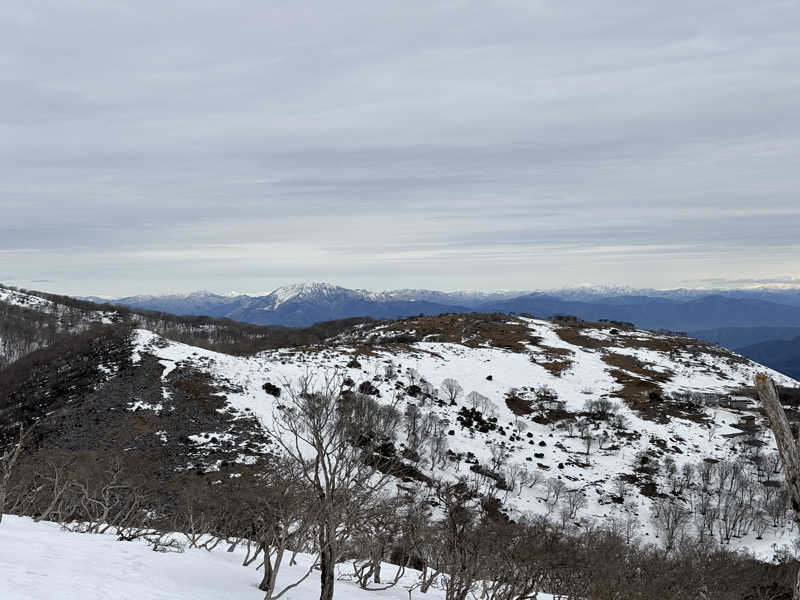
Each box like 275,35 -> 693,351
85,283 -> 467,328
736,336 -> 800,381
83,283 -> 527,327
489,293 -> 800,332
78,282 -> 800,381
85,282 -> 800,331
690,326 -> 800,349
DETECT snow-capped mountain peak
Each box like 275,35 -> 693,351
265,282 -> 351,309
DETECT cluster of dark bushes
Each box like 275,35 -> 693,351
456,406 -> 499,433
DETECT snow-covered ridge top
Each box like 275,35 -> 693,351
0,286 -> 55,310
0,286 -> 118,326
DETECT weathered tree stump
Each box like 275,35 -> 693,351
755,373 -> 800,599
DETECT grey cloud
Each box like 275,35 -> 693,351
1,1 -> 799,295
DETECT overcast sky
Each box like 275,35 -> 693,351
2,1 -> 799,296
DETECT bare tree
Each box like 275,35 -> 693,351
429,480 -> 486,600
466,391 -> 487,411
32,453 -> 74,524
545,478 -> 566,515
582,434 -> 594,456
264,372 -> 401,600
248,462 -> 318,600
577,419 -> 594,455
429,431 -> 449,471
350,496 -> 411,591
653,498 -> 690,555
764,451 -> 783,481
563,488 -> 587,521
613,477 -> 629,500
441,378 -> 463,405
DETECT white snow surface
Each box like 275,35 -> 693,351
0,516 -> 556,600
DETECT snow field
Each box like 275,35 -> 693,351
0,515 -> 552,600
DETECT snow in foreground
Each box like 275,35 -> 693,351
0,516 -> 554,600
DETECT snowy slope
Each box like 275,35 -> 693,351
0,285 -> 116,324
132,314 -> 799,558
0,286 -> 119,366
1,516 -> 557,600
0,287 -> 55,311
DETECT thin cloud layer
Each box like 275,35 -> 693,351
2,1 -> 799,295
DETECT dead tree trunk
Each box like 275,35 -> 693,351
319,525 -> 335,600
754,373 -> 800,600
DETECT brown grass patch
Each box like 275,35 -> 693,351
538,360 -> 572,377
555,322 -> 749,368
350,344 -> 382,358
533,408 -> 579,425
607,368 -> 663,405
555,326 -> 615,351
602,353 -> 675,422
379,313 -> 535,352
603,353 -> 672,383
603,353 -> 709,424
131,414 -> 163,436
533,344 -> 574,376
540,345 -> 573,357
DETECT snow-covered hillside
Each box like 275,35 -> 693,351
132,313 -> 799,558
0,285 -> 116,324
0,287 -> 54,311
0,285 -> 118,367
